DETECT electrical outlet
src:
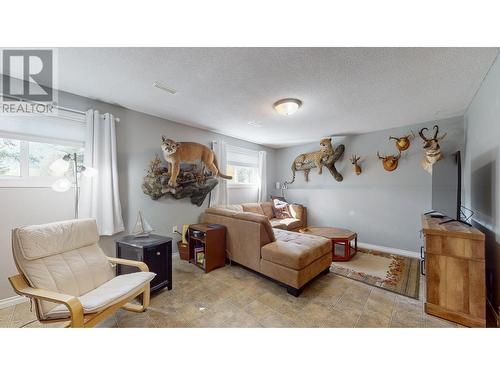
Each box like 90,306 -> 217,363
172,225 -> 178,234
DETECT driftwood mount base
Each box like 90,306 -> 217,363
142,155 -> 218,206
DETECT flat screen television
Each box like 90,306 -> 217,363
431,150 -> 462,222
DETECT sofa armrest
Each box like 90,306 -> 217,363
204,207 -> 276,242
8,274 -> 84,327
107,257 -> 150,272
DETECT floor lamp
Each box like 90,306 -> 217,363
50,153 -> 97,219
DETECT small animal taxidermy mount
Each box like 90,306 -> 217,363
161,137 -> 232,187
389,131 -> 415,152
350,155 -> 362,175
377,150 -> 401,172
142,154 -> 218,206
287,138 -> 344,183
418,125 -> 447,174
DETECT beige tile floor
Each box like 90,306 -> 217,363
0,254 -> 463,328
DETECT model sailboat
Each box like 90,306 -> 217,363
131,210 -> 153,238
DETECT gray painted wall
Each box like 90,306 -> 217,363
0,90 -> 275,300
271,116 -> 465,252
463,54 -> 500,314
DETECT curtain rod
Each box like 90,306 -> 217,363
56,105 -> 121,123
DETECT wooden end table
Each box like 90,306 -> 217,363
188,223 -> 226,273
299,227 -> 357,261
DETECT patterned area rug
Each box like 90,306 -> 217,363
330,248 -> 420,299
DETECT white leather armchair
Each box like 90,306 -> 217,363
8,219 -> 155,328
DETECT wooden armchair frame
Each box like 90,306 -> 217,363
8,257 -> 151,328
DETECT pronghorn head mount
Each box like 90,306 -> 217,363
377,150 -> 401,172
418,125 -> 447,174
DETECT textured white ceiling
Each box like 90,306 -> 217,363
58,48 -> 498,148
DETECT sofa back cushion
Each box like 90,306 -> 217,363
260,202 -> 275,219
204,207 -> 276,243
241,203 -> 265,216
12,219 -> 115,319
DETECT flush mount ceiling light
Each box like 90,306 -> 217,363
273,98 -> 302,116
152,81 -> 177,95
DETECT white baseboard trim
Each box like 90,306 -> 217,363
0,295 -> 28,309
358,242 -> 420,259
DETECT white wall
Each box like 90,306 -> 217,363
271,116 -> 465,253
463,53 -> 500,314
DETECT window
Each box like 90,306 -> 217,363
226,145 -> 260,187
28,141 -> 83,177
0,110 -> 86,187
0,136 -> 83,186
0,138 -> 21,177
227,164 -> 259,185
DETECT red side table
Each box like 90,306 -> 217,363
299,227 -> 358,262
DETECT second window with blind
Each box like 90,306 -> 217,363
226,145 -> 260,187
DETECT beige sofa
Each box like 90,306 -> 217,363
201,203 -> 331,296
223,202 -> 307,231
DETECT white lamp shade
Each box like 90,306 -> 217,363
82,167 -> 98,177
49,158 -> 70,176
51,178 -> 72,192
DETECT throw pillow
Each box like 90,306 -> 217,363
271,195 -> 292,219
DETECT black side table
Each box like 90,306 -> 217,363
115,234 -> 172,292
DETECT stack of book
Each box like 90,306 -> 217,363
194,246 -> 205,268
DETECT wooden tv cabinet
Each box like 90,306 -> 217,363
421,215 -> 486,327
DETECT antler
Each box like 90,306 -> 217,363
433,125 -> 440,139
377,151 -> 384,160
388,136 -> 399,141
350,155 -> 360,163
418,127 -> 430,141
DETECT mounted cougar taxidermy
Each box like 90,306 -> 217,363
350,155 -> 362,175
287,138 -> 344,183
377,150 -> 401,172
418,125 -> 447,174
161,137 -> 232,187
389,131 -> 415,152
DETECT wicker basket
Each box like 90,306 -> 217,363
177,241 -> 189,261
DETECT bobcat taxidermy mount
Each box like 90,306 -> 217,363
288,138 -> 345,183
161,137 -> 232,187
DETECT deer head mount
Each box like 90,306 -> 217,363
350,155 -> 362,175
377,150 -> 401,172
418,125 -> 446,174
389,131 -> 415,152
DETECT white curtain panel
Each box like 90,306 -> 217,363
79,110 -> 125,235
257,150 -> 267,202
210,140 -> 228,206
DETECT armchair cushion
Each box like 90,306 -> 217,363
15,219 -> 99,260
46,271 -> 156,319
13,219 -> 117,319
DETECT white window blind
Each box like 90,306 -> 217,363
0,110 -> 86,146
226,145 -> 259,168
